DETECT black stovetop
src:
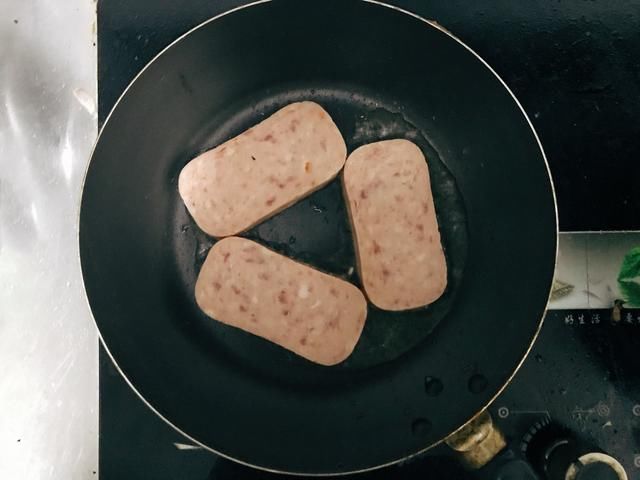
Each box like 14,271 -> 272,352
97,1 -> 640,478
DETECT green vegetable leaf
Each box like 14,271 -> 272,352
618,246 -> 640,281
619,279 -> 640,307
618,246 -> 640,307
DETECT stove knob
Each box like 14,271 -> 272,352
565,452 -> 627,480
522,419 -> 627,480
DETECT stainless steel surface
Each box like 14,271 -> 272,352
0,1 -> 98,478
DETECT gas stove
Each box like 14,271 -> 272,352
99,232 -> 640,479
97,1 -> 640,479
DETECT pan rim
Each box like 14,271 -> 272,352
77,0 -> 559,475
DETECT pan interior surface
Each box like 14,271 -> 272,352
80,0 -> 557,474
172,83 -> 469,378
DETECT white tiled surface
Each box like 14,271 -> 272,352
550,232 -> 640,309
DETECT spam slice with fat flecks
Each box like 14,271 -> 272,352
343,139 -> 447,311
195,237 -> 367,366
179,102 -> 346,237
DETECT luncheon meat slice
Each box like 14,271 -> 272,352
195,237 -> 367,366
343,139 -> 447,311
179,102 -> 347,237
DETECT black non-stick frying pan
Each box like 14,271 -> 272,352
79,0 -> 557,475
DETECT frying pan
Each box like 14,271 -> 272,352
79,0 -> 557,475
